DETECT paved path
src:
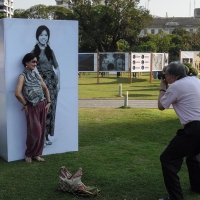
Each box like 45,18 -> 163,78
79,99 -> 159,108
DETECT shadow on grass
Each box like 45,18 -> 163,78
79,77 -> 147,85
127,94 -> 158,98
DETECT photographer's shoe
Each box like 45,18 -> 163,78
190,186 -> 200,194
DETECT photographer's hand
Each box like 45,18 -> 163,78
160,78 -> 168,91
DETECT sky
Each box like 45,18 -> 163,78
14,0 -> 200,18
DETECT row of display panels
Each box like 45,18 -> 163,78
78,52 -> 169,72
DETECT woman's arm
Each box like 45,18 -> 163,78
15,75 -> 28,115
52,50 -> 60,91
38,74 -> 51,112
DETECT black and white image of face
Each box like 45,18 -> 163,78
38,30 -> 48,45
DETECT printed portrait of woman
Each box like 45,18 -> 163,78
31,25 -> 60,146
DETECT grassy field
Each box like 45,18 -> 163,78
1,74 -> 199,200
0,108 -> 200,200
78,72 -> 161,100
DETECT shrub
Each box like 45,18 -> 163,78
184,62 -> 198,76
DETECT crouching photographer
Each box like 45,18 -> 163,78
158,61 -> 200,200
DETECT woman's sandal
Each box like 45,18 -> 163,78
25,157 -> 32,163
33,156 -> 45,162
46,140 -> 52,145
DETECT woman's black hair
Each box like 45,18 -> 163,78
33,25 -> 53,62
22,53 -> 36,67
36,25 -> 50,42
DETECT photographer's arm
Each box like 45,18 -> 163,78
158,90 -> 166,110
158,79 -> 167,110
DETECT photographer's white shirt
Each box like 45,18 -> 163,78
160,76 -> 200,125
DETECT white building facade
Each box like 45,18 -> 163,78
0,0 -> 13,18
55,0 -> 103,9
140,8 -> 200,36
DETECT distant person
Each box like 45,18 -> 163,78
158,61 -> 200,200
32,25 -> 60,146
15,53 -> 51,163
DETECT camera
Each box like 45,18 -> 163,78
158,72 -> 165,80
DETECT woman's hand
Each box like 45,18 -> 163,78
22,105 -> 28,116
57,82 -> 60,92
45,103 -> 51,113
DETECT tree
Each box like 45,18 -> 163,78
184,62 -> 198,76
0,13 -> 6,18
190,26 -> 200,50
73,0 -> 152,52
13,9 -> 26,18
13,1 -> 152,52
13,5 -> 74,20
132,40 -> 157,52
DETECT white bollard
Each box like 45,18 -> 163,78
118,83 -> 123,97
124,91 -> 128,107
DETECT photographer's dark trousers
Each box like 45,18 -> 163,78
160,121 -> 200,200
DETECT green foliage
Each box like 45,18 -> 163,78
13,5 -> 74,20
13,3 -> 200,55
132,40 -> 157,52
191,26 -> 200,50
172,27 -> 190,37
116,39 -> 130,52
74,0 -> 152,52
13,9 -> 26,18
189,67 -> 198,76
184,62 -> 198,76
0,13 -> 6,18
185,65 -> 189,74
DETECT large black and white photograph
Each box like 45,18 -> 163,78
31,25 -> 60,146
0,18 -> 78,162
100,53 -> 127,71
152,53 -> 164,71
78,53 -> 97,72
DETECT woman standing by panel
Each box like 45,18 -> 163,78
15,53 -> 51,163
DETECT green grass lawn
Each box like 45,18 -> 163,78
0,108 -> 200,200
78,72 -> 161,100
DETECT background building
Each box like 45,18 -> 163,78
0,0 -> 13,18
140,8 -> 200,36
55,0 -> 104,9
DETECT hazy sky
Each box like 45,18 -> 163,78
14,0 -> 200,17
